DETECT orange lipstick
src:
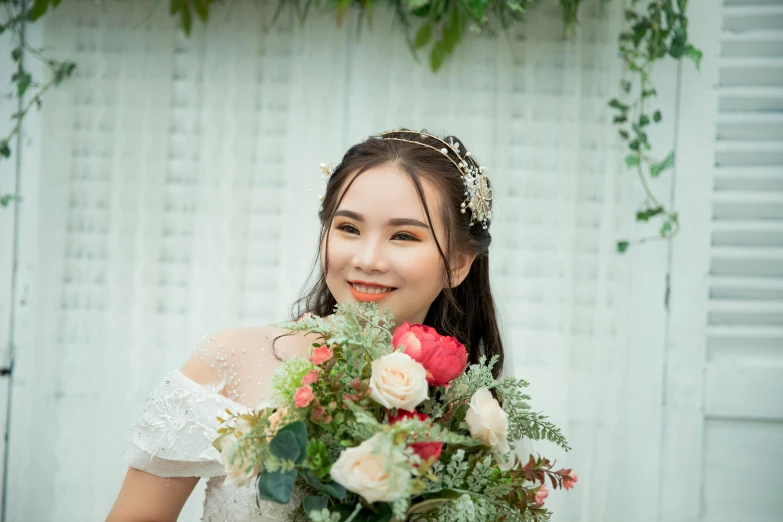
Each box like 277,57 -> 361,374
349,283 -> 395,302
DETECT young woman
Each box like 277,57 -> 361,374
106,129 -> 505,522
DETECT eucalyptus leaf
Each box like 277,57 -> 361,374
269,421 -> 308,464
303,495 -> 328,515
302,470 -> 347,500
257,469 -> 298,504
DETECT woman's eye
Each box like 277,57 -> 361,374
337,223 -> 359,234
392,232 -> 419,241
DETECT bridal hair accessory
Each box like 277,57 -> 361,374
310,162 -> 334,201
376,129 -> 493,230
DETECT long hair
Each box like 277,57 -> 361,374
283,130 -> 504,377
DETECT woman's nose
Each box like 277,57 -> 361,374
352,237 -> 389,273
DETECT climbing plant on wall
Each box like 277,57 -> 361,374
0,0 -> 700,251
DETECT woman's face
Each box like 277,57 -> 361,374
322,163 -> 451,326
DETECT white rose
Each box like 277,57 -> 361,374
220,419 -> 260,487
329,434 -> 403,503
465,387 -> 510,452
369,352 -> 428,411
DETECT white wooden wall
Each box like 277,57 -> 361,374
660,2 -> 783,521
0,1 -> 779,521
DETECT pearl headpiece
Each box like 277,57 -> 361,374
376,130 -> 493,229
318,130 -> 493,229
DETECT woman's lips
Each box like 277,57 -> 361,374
349,282 -> 396,302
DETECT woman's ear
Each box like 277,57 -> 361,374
449,252 -> 477,288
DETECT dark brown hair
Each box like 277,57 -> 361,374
284,129 -> 504,378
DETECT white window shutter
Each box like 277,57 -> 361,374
662,2 -> 783,521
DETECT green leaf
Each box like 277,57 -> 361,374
642,88 -> 657,98
0,141 -> 10,158
613,115 -> 627,124
608,98 -> 628,111
17,72 -> 32,98
617,241 -> 629,253
170,0 -> 184,15
429,41 -> 445,72
0,194 -> 15,206
269,421 -> 308,464
629,140 -> 640,151
636,206 -> 664,221
54,62 -> 77,85
639,114 -> 650,126
303,495 -> 328,515
685,44 -> 703,69
621,80 -> 632,93
11,47 -> 22,62
625,155 -> 640,167
414,23 -> 432,49
660,221 -> 673,237
653,110 -> 662,123
302,470 -> 347,500
28,0 -> 51,21
180,3 -> 193,35
193,0 -> 210,22
650,152 -> 675,177
618,130 -> 629,140
257,469 -> 297,504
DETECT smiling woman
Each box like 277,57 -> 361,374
323,163 -> 466,323
108,129 -> 506,522
299,130 -> 504,375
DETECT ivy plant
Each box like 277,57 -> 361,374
1,0 -> 700,254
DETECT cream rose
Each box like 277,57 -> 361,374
220,418 -> 259,487
465,387 -> 510,453
329,434 -> 403,503
369,352 -> 428,411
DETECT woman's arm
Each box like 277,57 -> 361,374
105,468 -> 198,522
105,353 -> 220,522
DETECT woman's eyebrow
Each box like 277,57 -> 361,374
334,210 -> 430,229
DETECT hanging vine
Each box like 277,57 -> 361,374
611,0 -> 701,252
1,0 -> 700,254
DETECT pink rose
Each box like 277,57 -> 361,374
535,483 -> 548,506
393,322 -> 467,386
388,410 -> 443,463
310,345 -> 333,365
294,385 -> 315,407
563,471 -> 578,490
302,369 -> 320,385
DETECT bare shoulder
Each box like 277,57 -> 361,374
180,324 -> 314,383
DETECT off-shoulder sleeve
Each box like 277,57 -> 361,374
124,369 -> 248,478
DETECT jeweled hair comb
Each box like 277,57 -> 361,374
318,130 -> 493,229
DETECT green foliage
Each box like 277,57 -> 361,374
257,468 -> 299,503
495,376 -> 569,451
271,356 -> 314,406
269,421 -> 309,464
1,0 -> 75,174
302,470 -> 348,499
278,303 -> 395,379
612,0 -> 700,252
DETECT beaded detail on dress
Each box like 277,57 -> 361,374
125,368 -> 301,521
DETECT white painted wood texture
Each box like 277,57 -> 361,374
8,1 -> 780,522
661,2 -> 783,522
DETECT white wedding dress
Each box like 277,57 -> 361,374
124,327 -> 308,522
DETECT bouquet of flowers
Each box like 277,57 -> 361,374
214,303 -> 577,522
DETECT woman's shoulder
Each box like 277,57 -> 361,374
180,324 -> 313,389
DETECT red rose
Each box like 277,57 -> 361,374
388,409 -> 443,463
393,322 -> 467,386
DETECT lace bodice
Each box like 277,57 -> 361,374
124,327 -> 313,521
